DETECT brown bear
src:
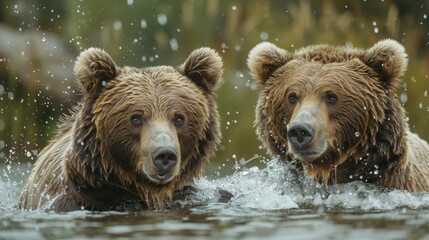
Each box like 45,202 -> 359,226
18,47 -> 223,211
248,39 -> 429,192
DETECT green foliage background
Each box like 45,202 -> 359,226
1,0 -> 429,176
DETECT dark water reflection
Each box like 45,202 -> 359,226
1,207 -> 429,240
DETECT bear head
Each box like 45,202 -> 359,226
248,39 -> 409,183
66,47 -> 223,207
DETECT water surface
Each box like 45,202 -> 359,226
2,160 -> 429,240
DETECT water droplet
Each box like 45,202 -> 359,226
157,13 -> 168,26
169,38 -> 179,51
373,27 -> 379,34
234,161 -> 240,170
400,92 -> 408,104
140,19 -> 147,29
260,32 -> 269,41
8,92 -> 14,100
114,21 -> 122,30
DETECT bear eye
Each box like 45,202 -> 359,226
288,93 -> 298,104
324,92 -> 338,104
174,114 -> 185,126
130,114 -> 144,126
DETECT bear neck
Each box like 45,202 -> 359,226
62,180 -> 146,211
347,97 -> 408,184
66,102 -> 113,189
329,101 -> 408,185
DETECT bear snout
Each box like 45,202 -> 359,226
152,146 -> 178,173
286,120 -> 327,161
141,123 -> 182,184
285,104 -> 329,161
287,122 -> 314,148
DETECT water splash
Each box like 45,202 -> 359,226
3,158 -> 429,212
191,158 -> 429,211
0,162 -> 31,210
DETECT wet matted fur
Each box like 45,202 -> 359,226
248,39 -> 429,191
18,47 -> 224,211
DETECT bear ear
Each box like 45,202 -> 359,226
74,48 -> 117,96
361,39 -> 408,87
247,42 -> 292,89
178,47 -> 223,93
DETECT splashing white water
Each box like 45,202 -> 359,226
3,159 -> 429,212
191,159 -> 429,211
0,163 -> 30,210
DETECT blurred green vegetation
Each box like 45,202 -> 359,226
1,0 -> 429,176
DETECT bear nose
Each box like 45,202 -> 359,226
287,123 -> 314,148
152,147 -> 178,172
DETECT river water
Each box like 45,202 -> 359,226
1,159 -> 429,240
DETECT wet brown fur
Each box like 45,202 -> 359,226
18,47 -> 223,211
248,39 -> 429,191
